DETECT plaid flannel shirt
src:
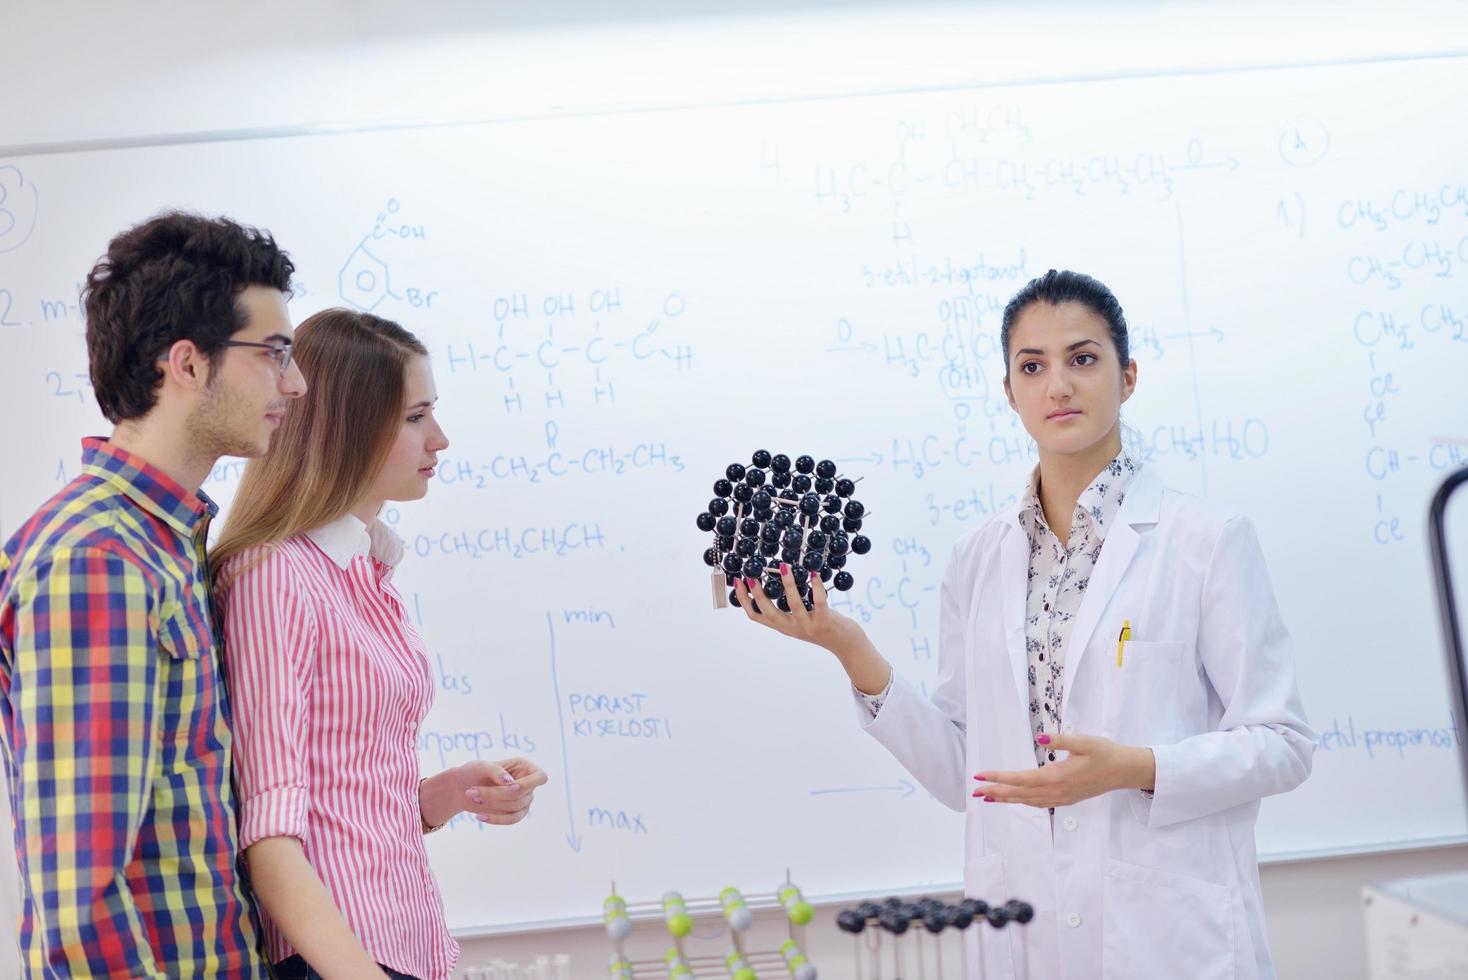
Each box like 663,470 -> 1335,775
0,437 -> 267,978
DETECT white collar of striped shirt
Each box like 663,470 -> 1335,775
305,513 -> 406,570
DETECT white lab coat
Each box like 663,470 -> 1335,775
862,466 -> 1314,980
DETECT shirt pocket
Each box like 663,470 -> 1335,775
157,605 -> 209,660
1103,640 -> 1188,746
154,603 -> 227,762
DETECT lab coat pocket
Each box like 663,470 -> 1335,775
1104,640 -> 1187,745
1103,858 -> 1233,980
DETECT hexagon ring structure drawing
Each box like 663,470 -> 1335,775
338,239 -> 393,312
0,166 -> 40,255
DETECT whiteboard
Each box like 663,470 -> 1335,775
2,55 -> 1467,935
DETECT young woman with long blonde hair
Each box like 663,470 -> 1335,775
213,309 -> 547,980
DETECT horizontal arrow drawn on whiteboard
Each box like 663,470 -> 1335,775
547,612 -> 583,853
810,779 -> 916,799
1171,155 -> 1240,173
836,453 -> 885,466
1164,327 -> 1225,343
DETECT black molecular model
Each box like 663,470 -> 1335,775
697,451 -> 872,611
836,896 -> 1036,980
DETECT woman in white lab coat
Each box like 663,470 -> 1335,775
732,269 -> 1314,980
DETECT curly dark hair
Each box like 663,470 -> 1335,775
83,211 -> 295,423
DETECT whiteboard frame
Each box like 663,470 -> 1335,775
7,45 -> 1468,941
0,50 -> 1464,161
448,836 -> 1468,938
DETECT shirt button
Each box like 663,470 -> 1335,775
1067,912 -> 1082,928
1063,816 -> 1079,832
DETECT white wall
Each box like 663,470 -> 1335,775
6,0 -> 1468,157
4,2 -> 1468,977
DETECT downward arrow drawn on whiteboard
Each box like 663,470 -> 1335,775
809,779 -> 916,799
547,612 -> 584,853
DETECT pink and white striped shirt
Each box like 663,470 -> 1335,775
219,515 -> 458,980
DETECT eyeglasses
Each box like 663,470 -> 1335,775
218,340 -> 294,376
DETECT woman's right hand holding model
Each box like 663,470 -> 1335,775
732,562 -> 893,697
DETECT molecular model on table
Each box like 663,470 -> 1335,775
602,880 -> 820,978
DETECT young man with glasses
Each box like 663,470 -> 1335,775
0,211 -> 306,977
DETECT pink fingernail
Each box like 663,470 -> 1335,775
985,796 -> 996,803
1036,734 -> 1051,745
780,563 -> 789,574
973,774 -> 987,781
500,773 -> 515,784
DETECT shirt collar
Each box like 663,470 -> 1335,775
80,436 -> 216,539
305,512 -> 405,570
1019,449 -> 1141,544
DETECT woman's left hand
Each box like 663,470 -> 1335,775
972,734 -> 1155,808
458,757 -> 549,825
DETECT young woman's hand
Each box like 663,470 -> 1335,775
971,734 -> 1157,808
731,562 -> 859,653
458,757 -> 549,826
731,563 -> 892,695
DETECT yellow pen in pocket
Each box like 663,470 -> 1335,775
1117,619 -> 1131,667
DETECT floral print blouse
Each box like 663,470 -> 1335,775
1018,451 -> 1139,766
858,452 -> 1141,770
